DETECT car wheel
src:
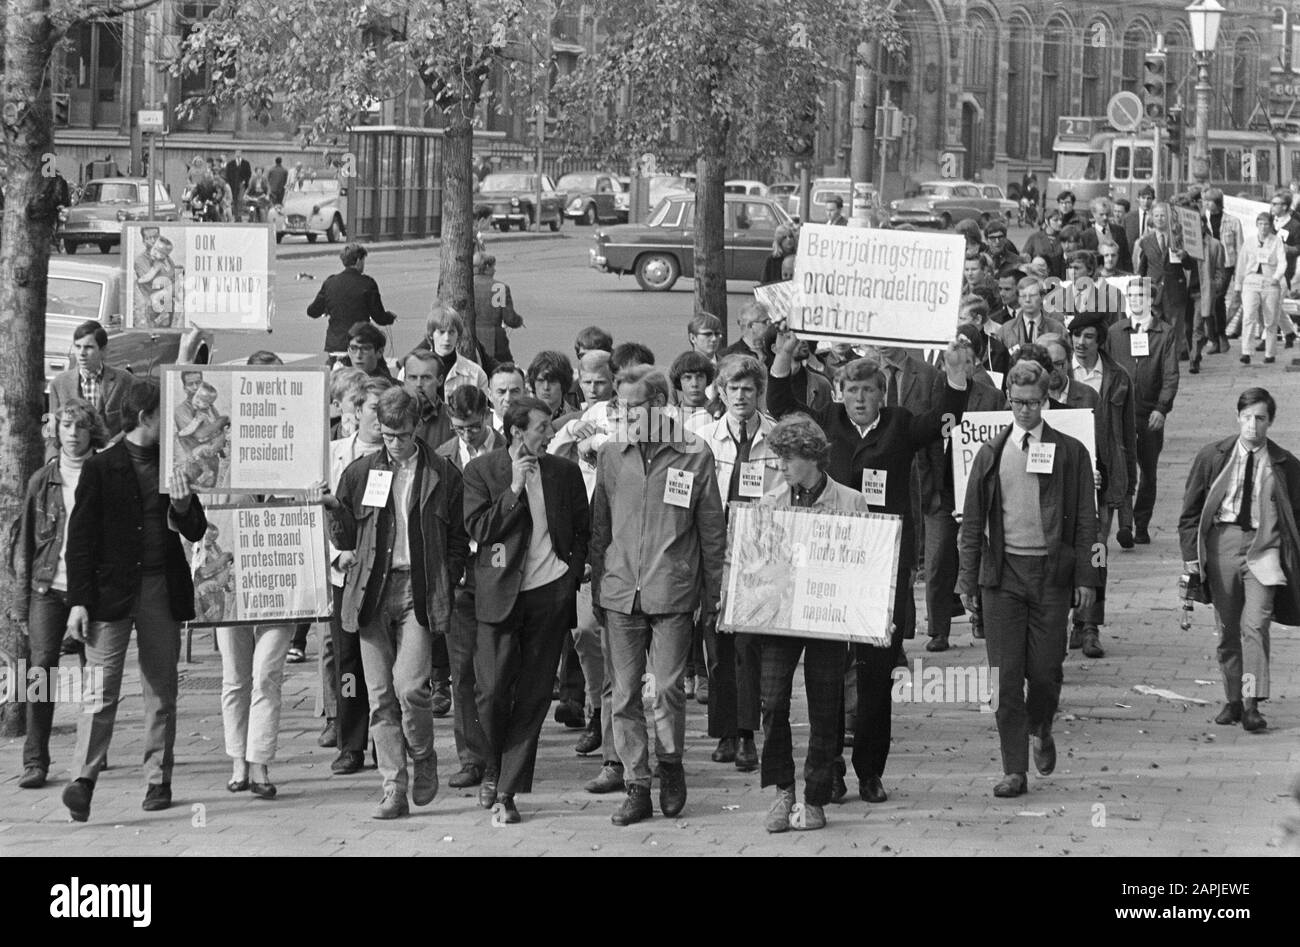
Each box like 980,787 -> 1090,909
582,204 -> 597,226
306,233 -> 319,243
634,253 -> 679,292
497,221 -> 510,232
940,213 -> 952,229
327,216 -> 343,242
64,240 -> 78,254
99,242 -> 113,254
276,232 -> 285,244
549,216 -> 560,233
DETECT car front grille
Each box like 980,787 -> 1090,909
288,215 -> 307,227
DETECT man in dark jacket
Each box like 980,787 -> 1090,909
45,320 -> 136,460
306,243 -> 394,353
472,254 -> 524,365
60,382 -> 208,822
1108,279 -> 1180,545
267,157 -> 289,205
768,330 -> 971,805
463,396 -> 589,824
959,360 -> 1100,799
323,386 -> 469,820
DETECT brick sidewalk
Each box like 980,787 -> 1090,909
4,348 -> 1299,856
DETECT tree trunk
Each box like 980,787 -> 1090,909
0,0 -> 57,737
694,130 -> 729,346
438,111 -> 479,360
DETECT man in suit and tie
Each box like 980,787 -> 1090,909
1081,197 -> 1131,274
998,277 -> 1067,362
1123,185 -> 1156,260
988,265 -> 1024,327
958,360 -> 1101,798
1134,202 -> 1197,359
46,321 -> 136,460
825,196 -> 848,226
720,300 -> 773,366
433,385 -> 502,791
463,396 -> 589,824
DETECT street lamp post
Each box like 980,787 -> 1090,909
1186,0 -> 1225,186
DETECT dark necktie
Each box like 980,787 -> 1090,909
886,368 -> 899,408
1237,450 -> 1255,530
1026,319 -> 1035,343
727,419 -> 750,502
1022,431 -> 1032,452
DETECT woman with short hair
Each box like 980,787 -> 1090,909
13,399 -> 108,789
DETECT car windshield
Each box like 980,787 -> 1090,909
919,185 -> 953,198
982,186 -> 1005,199
558,173 -> 599,191
81,182 -> 140,203
47,277 -> 104,319
294,178 -> 339,194
768,184 -> 797,195
482,174 -> 543,192
648,199 -> 693,227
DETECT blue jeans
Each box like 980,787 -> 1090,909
357,571 -> 435,794
605,605 -> 692,788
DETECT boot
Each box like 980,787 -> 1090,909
1241,697 -> 1267,732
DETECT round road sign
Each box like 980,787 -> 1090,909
1107,91 -> 1143,132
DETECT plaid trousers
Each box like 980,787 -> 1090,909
759,634 -> 846,806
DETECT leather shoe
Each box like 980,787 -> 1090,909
372,788 -> 409,820
1081,629 -> 1105,659
611,785 -> 653,826
585,762 -> 625,794
1134,527 -> 1151,545
658,761 -> 687,817
859,776 -> 888,803
694,674 -> 709,705
735,737 -> 759,772
411,752 -> 439,806
1214,701 -> 1243,725
142,783 -> 172,812
831,769 -> 848,804
1189,359 -> 1200,374
331,750 -> 365,775
492,794 -> 521,824
478,775 -> 498,809
1116,527 -> 1135,549
554,698 -> 585,729
574,709 -> 602,755
18,767 -> 47,790
993,773 -> 1028,797
1068,624 -> 1083,650
63,778 -> 94,822
925,635 -> 949,652
1242,706 -> 1268,733
711,736 -> 737,764
431,682 -> 452,718
448,764 -> 483,788
1032,734 -> 1056,776
318,718 -> 337,748
250,780 -> 277,800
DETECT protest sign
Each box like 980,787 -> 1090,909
789,224 -> 963,346
1223,195 -> 1269,243
1176,206 -> 1204,260
951,409 -> 1096,507
122,222 -> 274,332
754,280 -> 797,324
720,504 -> 900,646
190,503 -> 331,626
161,365 -> 329,495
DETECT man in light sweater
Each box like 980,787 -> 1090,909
958,361 -> 1101,798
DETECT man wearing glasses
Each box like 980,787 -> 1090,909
720,301 -> 773,366
307,243 -> 394,355
959,360 -> 1100,798
984,220 -> 1019,273
322,386 -> 469,819
344,322 -> 394,380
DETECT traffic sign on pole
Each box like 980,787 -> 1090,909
1106,92 -> 1143,132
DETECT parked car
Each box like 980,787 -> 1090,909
888,180 -> 1015,229
44,259 -> 210,386
59,178 -> 178,254
557,171 -> 624,225
791,177 -> 855,224
476,172 -> 565,231
613,175 -> 631,222
767,180 -> 799,215
978,184 -> 1020,221
590,193 -> 794,291
724,179 -> 769,196
272,172 -> 348,244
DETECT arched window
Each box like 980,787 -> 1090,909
1166,24 -> 1193,111
1233,35 -> 1260,127
1121,23 -> 1151,94
1082,19 -> 1113,115
1040,18 -> 1070,157
1007,16 -> 1031,159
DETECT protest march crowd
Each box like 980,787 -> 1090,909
11,179 -> 1300,836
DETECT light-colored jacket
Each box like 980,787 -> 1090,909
444,356 -> 490,399
1233,234 -> 1287,292
328,433 -> 382,586
695,413 -> 782,505
589,438 -> 725,616
1213,210 -> 1243,268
